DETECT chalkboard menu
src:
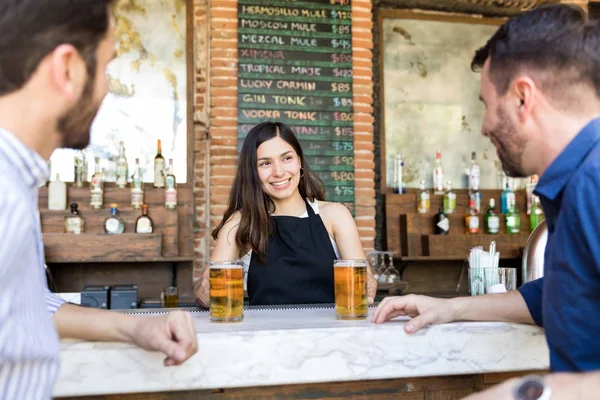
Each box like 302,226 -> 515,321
237,0 -> 355,214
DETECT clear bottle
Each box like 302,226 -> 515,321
165,158 -> 177,209
506,204 -> 521,234
104,204 -> 125,234
154,139 -> 166,188
73,151 -> 85,188
394,152 -> 404,194
90,157 -> 104,210
434,207 -> 449,235
468,151 -> 480,192
81,149 -> 89,184
64,203 -> 85,234
432,150 -> 444,194
417,180 -> 430,214
443,180 -> 456,214
135,204 -> 154,233
48,174 -> 67,210
116,141 -> 128,189
485,198 -> 500,234
465,199 -> 480,234
131,158 -> 144,209
501,182 -> 514,214
529,196 -> 544,232
526,175 -> 539,215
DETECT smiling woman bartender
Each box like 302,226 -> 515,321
195,122 -> 376,306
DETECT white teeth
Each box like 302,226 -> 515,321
272,179 -> 289,186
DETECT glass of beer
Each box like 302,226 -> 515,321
209,261 -> 244,323
162,286 -> 179,308
334,259 -> 368,320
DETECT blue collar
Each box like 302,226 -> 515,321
535,118 -> 600,201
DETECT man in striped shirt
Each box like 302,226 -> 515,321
0,1 -> 198,398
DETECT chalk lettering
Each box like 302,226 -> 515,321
291,126 -> 319,135
239,64 -> 286,74
290,66 -> 321,76
242,110 -> 281,119
239,49 -> 285,59
276,81 -> 316,91
273,96 -> 305,105
241,94 -> 266,104
284,111 -> 316,121
242,6 -> 300,17
239,19 -> 288,30
301,9 -> 326,18
239,79 -> 273,89
290,22 -> 317,32
290,38 -> 318,47
240,34 -> 285,45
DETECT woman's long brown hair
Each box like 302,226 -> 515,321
212,122 -> 325,261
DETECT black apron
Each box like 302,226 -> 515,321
247,199 -> 337,305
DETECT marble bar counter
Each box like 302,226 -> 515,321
54,307 -> 549,399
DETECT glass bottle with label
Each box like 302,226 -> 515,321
135,204 -> 153,233
506,204 -> 521,234
465,199 -> 480,234
131,158 -> 144,209
443,180 -> 456,214
64,203 -> 85,234
394,152 -> 404,194
529,196 -> 544,231
104,204 -> 125,234
501,182 -> 514,214
485,198 -> 500,234
417,180 -> 430,214
90,157 -> 104,210
115,141 -> 128,189
432,150 -> 444,194
153,139 -> 166,188
434,207 -> 449,235
468,152 -> 480,192
165,158 -> 177,209
73,151 -> 85,188
48,174 -> 67,210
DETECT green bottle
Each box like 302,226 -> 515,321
506,204 -> 521,234
485,198 -> 500,234
443,180 -> 456,214
529,196 -> 544,231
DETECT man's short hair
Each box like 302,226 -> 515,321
471,4 -> 600,101
0,0 -> 114,96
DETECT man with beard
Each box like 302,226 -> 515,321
0,1 -> 197,399
373,4 -> 600,399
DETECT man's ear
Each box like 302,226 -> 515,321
48,44 -> 87,102
512,77 -> 536,121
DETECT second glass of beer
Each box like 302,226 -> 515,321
209,261 -> 244,323
334,259 -> 369,320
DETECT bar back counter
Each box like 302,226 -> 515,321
55,306 -> 548,399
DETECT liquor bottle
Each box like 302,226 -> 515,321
443,180 -> 456,214
90,157 -> 104,210
104,204 -> 125,234
500,182 -> 514,214
48,174 -> 67,210
434,207 -> 449,235
485,198 -> 500,234
529,196 -> 544,231
64,203 -> 85,234
465,199 -> 480,234
81,149 -> 89,184
73,151 -> 85,188
468,152 -> 480,193
165,158 -> 177,209
135,204 -> 154,233
131,158 -> 144,209
506,204 -> 521,234
526,175 -> 539,215
417,180 -> 430,214
115,141 -> 128,189
394,152 -> 404,194
432,150 -> 444,194
153,139 -> 166,188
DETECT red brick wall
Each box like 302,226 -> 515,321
192,0 -> 377,279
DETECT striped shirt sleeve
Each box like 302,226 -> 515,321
45,289 -> 66,315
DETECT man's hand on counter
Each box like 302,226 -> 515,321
54,304 -> 198,366
371,295 -> 454,332
127,310 -> 198,366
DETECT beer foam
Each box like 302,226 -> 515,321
210,264 -> 243,269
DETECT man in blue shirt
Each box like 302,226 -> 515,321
373,4 -> 600,398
